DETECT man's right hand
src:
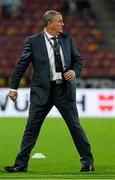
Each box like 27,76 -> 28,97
8,90 -> 18,102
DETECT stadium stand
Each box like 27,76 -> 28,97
0,0 -> 115,87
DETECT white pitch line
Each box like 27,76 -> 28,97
0,174 -> 115,177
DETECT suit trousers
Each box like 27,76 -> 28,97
15,82 -> 93,168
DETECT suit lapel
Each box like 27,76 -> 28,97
59,35 -> 70,69
36,31 -> 50,63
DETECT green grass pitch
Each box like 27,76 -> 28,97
0,117 -> 115,179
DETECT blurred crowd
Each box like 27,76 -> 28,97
61,0 -> 95,18
0,0 -> 23,19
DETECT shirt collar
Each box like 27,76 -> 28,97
44,29 -> 58,39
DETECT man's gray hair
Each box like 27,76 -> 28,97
42,10 -> 61,27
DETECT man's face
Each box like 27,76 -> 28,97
49,14 -> 64,35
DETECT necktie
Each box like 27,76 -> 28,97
51,37 -> 63,72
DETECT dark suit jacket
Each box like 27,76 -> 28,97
10,31 -> 83,104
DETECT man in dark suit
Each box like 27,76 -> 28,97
4,10 -> 94,173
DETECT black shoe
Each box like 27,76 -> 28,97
80,164 -> 95,172
4,165 -> 27,173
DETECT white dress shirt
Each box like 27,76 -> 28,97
44,29 -> 65,81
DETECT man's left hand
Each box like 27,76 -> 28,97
63,70 -> 75,81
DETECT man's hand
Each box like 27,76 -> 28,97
8,90 -> 18,102
63,70 -> 75,81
